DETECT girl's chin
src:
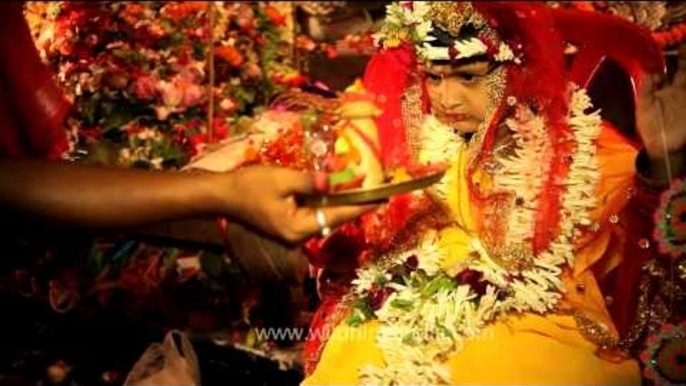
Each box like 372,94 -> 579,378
436,118 -> 479,134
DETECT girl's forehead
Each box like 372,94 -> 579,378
427,60 -> 492,73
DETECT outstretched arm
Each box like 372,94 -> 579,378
604,44 -> 686,341
0,160 -> 378,243
0,159 -> 220,229
637,45 -> 686,180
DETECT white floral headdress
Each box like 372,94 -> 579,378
373,1 -> 521,64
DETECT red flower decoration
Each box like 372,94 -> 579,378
404,255 -> 419,272
455,268 -> 488,296
304,222 -> 366,271
448,45 -> 460,61
368,284 -> 395,311
480,36 -> 499,57
212,120 -> 228,139
641,321 -> 686,386
653,178 -> 686,258
264,5 -> 286,27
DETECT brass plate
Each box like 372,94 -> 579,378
298,168 -> 446,207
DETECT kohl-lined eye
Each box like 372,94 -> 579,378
457,73 -> 480,84
426,72 -> 444,83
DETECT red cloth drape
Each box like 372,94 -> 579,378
0,2 -> 70,160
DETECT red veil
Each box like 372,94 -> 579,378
0,2 -> 70,160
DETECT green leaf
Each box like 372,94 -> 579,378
347,311 -> 364,327
328,168 -> 356,187
103,111 -> 136,130
375,274 -> 388,288
437,324 -> 454,340
390,298 -> 414,311
402,333 -> 415,345
88,249 -> 105,275
240,87 -> 257,105
362,9 -> 374,29
162,248 -> 180,267
160,31 -> 185,49
78,98 -> 98,126
192,42 -> 206,60
300,108 -> 319,129
200,252 -> 224,278
181,17 -> 197,29
421,275 -> 457,298
353,297 -> 375,319
111,49 -> 146,65
160,19 -> 174,32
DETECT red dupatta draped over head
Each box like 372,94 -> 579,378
359,0 -> 666,339
362,1 -> 573,256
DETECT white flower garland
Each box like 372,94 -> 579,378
348,87 -> 602,385
496,106 -> 552,246
417,114 -> 465,203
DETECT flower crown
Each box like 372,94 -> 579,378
373,1 -> 521,64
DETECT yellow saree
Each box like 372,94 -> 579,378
302,124 -> 642,385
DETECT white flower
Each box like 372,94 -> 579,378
150,157 -> 164,169
411,1 -> 431,19
385,3 -> 407,25
494,42 -> 515,62
416,231 -> 444,276
418,115 -> 463,164
352,267 -> 389,295
421,37 -> 489,61
421,43 -> 450,61
415,20 -> 433,42
119,148 -> 131,161
453,38 -> 488,59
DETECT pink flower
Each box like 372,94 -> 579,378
179,66 -> 204,84
181,84 -> 204,107
134,75 -> 158,100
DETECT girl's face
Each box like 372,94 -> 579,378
425,60 -> 495,134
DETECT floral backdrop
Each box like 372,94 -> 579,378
3,1 -> 685,385
25,1 -> 304,169
0,4 -> 320,384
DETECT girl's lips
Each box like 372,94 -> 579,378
436,112 -> 469,122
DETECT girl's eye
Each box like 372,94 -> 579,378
426,73 -> 443,83
458,73 -> 479,84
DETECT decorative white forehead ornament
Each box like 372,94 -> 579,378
373,1 -> 522,64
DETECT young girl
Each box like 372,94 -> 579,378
301,2 -> 686,384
